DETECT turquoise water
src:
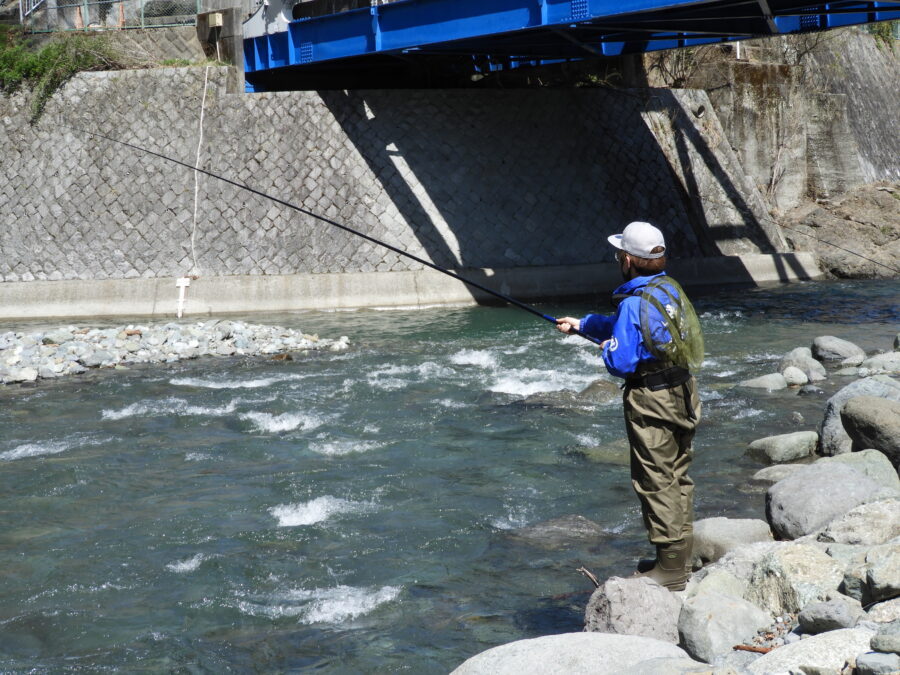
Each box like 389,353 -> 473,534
1,279 -> 898,673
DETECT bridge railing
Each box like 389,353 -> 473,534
20,0 -> 200,32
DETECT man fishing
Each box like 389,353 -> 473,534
556,221 -> 703,592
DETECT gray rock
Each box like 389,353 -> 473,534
585,576 -> 681,643
798,598 -> 863,633
766,463 -> 897,540
782,366 -> 809,386
577,379 -> 621,402
751,463 -> 806,485
509,515 -> 606,548
799,384 -> 826,396
863,352 -> 900,374
895,334 -> 900,351
813,336 -> 867,365
686,568 -> 747,602
871,620 -> 900,655
449,632 -> 690,675
816,499 -> 900,546
693,518 -> 773,567
856,651 -> 900,675
628,656 -> 715,674
5,367 -> 38,383
738,373 -> 787,390
746,431 -> 818,464
815,450 -> 900,492
678,591 -> 771,663
867,541 -> 900,604
840,396 -> 900,469
744,543 -> 844,616
781,347 -> 828,382
80,350 -> 114,368
819,376 -> 900,456
746,626 -> 876,674
869,598 -> 900,623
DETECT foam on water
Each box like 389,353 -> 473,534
240,411 -> 324,434
185,452 -> 215,461
488,367 -> 596,397
449,349 -> 499,369
0,440 -> 73,462
101,397 -> 239,421
366,362 -> 456,391
309,439 -> 382,456
235,584 -> 401,624
0,435 -> 103,462
269,496 -> 368,527
166,553 -> 208,573
170,373 -> 308,389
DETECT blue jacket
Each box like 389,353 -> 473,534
579,273 -> 667,379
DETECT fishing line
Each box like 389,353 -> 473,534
777,221 -> 900,275
72,127 -> 605,346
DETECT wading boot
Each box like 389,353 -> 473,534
637,529 -> 693,576
637,539 -> 690,592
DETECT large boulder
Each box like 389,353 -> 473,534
871,620 -> 900,655
744,543 -> 844,616
869,598 -> 900,623
746,431 -> 818,464
584,576 -> 681,643
797,596 -> 864,633
750,463 -> 806,485
841,540 -> 900,605
738,373 -> 787,390
692,518 -> 773,567
866,540 -> 900,604
449,633 -> 690,675
815,498 -> 900,546
746,626 -> 876,674
856,652 -> 900,675
812,336 -> 867,365
840,396 -> 900,468
780,347 -> 827,382
766,463 -> 897,540
863,351 -> 900,374
819,376 -> 900,456
677,591 -> 771,663
815,449 -> 900,492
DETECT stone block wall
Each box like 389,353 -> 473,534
2,66 -> 784,285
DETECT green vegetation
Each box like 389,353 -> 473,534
0,26 -> 124,123
869,21 -> 898,50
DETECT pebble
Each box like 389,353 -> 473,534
0,321 -> 350,385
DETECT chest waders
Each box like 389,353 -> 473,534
618,276 -> 704,591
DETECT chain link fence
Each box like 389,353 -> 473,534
20,0 -> 199,31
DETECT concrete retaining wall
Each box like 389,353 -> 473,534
0,64 -> 804,318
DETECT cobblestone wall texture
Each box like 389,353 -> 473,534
1,67 -> 778,283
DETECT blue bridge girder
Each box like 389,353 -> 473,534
243,0 -> 900,91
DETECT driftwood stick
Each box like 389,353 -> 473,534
733,645 -> 774,654
576,566 -> 601,588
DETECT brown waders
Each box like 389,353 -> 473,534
624,365 -> 701,591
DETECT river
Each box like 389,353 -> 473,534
1,279 -> 897,673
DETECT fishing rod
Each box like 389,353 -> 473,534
74,127 -> 605,347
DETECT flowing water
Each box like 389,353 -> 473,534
1,279 -> 898,673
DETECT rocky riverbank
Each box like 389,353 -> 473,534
782,182 -> 900,280
0,320 -> 350,384
453,332 -> 900,674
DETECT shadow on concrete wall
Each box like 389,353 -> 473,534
317,88 -> 704,274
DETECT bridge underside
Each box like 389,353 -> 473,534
243,0 -> 900,91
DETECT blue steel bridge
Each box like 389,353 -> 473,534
242,0 -> 900,91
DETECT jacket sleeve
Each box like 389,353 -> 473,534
579,314 -> 615,341
601,297 -> 648,378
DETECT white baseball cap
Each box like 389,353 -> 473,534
608,221 -> 666,259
